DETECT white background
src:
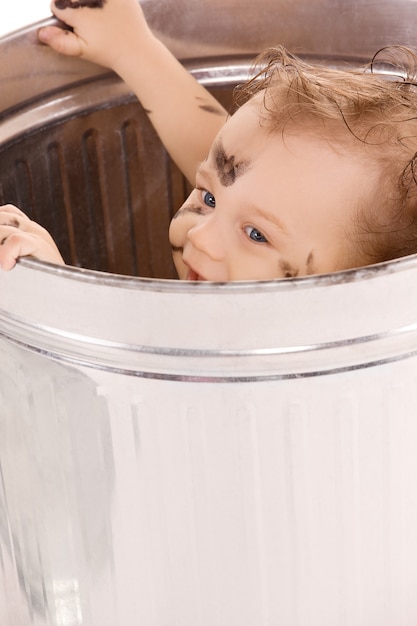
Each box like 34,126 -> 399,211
0,0 -> 51,38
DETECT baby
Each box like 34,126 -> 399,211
1,0 -> 417,280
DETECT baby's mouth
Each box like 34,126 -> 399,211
187,267 -> 206,281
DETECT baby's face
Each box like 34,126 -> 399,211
169,98 -> 374,281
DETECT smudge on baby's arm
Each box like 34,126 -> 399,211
55,0 -> 106,9
196,97 -> 226,117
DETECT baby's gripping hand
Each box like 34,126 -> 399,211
0,205 -> 65,270
38,0 -> 151,71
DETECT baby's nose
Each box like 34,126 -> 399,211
187,218 -> 226,262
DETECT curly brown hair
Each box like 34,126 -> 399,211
235,45 -> 417,267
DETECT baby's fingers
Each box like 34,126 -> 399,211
38,25 -> 84,57
0,204 -> 31,219
0,205 -> 46,238
0,230 -> 39,270
0,230 -> 64,270
0,205 -> 65,269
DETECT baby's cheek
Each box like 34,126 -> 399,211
168,215 -> 182,248
169,211 -> 195,247
172,255 -> 188,280
169,213 -> 198,280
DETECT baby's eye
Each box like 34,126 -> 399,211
244,226 -> 268,243
201,190 -> 216,208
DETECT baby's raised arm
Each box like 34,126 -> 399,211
0,205 -> 64,270
38,0 -> 228,184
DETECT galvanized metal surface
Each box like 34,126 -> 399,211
2,0 -> 417,115
2,2 -> 417,625
2,258 -> 417,626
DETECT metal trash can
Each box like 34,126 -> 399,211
2,2 -> 417,625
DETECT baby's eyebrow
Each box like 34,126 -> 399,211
249,205 -> 288,233
171,204 -> 206,220
211,139 -> 251,187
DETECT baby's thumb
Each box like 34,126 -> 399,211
38,26 -> 83,57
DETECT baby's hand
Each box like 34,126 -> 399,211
0,205 -> 65,270
38,0 -> 151,72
